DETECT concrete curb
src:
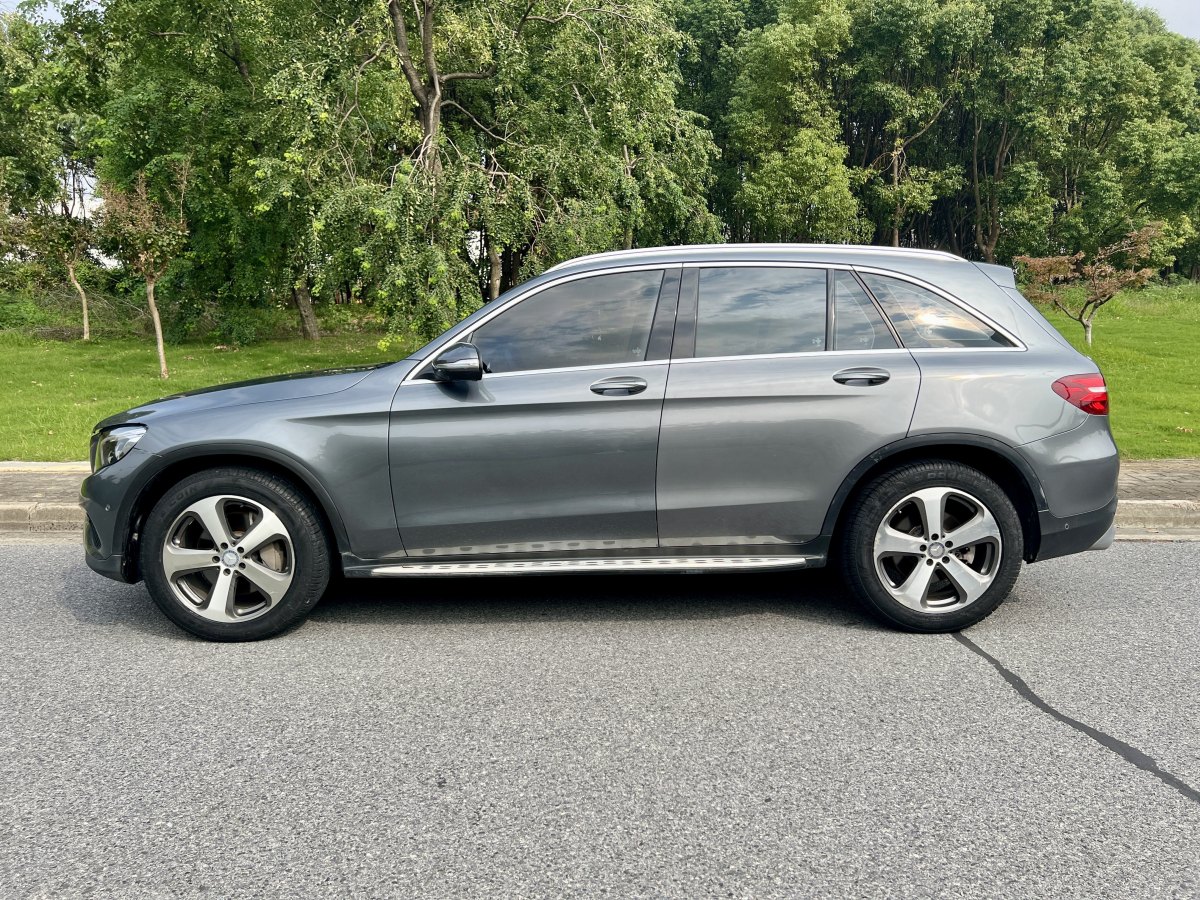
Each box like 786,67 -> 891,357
0,461 -> 90,474
2,500 -> 1199,536
1114,500 -> 1200,528
0,502 -> 85,533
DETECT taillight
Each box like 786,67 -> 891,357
1052,374 -> 1108,415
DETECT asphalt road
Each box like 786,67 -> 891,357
1,539 -> 1197,899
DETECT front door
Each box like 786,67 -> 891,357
389,267 -> 676,558
656,265 -> 921,548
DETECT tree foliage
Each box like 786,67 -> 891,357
1,0 -> 1200,360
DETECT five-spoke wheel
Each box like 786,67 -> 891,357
142,467 -> 330,641
841,460 -> 1023,632
872,486 -> 1002,613
162,495 -> 295,623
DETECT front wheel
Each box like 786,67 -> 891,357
839,460 -> 1023,632
141,467 -> 332,641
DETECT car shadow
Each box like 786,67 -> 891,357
60,556 -> 886,641
312,566 -> 884,631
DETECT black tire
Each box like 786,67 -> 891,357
838,460 -> 1023,633
141,466 -> 332,641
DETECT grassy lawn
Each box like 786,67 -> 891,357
1039,283 -> 1200,459
0,333 -> 403,461
0,282 -> 1196,461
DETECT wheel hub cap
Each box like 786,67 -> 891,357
221,548 -> 240,568
927,541 -> 945,559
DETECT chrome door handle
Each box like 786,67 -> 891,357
590,376 -> 648,396
832,367 -> 890,386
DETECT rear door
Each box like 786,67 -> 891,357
655,264 -> 921,548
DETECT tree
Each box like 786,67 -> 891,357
724,0 -> 870,242
1017,222 -> 1164,345
99,166 -> 190,377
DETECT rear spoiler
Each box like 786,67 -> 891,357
973,262 -> 1018,289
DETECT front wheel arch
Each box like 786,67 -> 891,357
122,450 -> 349,582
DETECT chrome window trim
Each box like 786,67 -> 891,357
400,262 -> 681,386
851,264 -> 1027,351
480,359 -> 667,380
669,348 -> 912,366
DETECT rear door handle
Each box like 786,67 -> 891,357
590,376 -> 648,396
832,367 -> 891,386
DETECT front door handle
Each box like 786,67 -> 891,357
590,376 -> 648,396
832,367 -> 891,386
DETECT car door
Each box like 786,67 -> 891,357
389,265 -> 679,558
656,264 -> 921,548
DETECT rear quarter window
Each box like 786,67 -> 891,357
861,273 -> 1014,349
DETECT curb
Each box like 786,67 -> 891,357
1,501 -> 1198,537
0,461 -> 90,474
0,502 -> 84,533
1114,500 -> 1200,529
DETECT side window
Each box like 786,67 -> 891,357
695,267 -> 826,358
860,273 -> 1014,349
472,270 -> 663,374
833,271 -> 898,351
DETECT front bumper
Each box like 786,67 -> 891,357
1033,496 -> 1118,562
81,447 -> 156,584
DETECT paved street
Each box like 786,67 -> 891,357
1,539 -> 1197,898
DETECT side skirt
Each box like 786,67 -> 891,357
348,555 -> 822,578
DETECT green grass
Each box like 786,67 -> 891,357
0,332 -> 404,461
1039,283 -> 1200,459
1,283 -> 1197,460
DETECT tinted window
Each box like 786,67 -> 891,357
472,270 -> 663,373
695,267 -> 826,358
833,271 -> 897,351
861,273 -> 1013,349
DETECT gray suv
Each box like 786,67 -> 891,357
82,244 -> 1118,641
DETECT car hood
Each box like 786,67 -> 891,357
96,364 -> 387,429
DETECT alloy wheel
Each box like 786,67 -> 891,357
872,486 -> 1002,613
161,494 -> 294,623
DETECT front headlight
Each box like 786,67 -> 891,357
90,425 -> 147,472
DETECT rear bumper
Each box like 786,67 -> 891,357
1032,496 -> 1118,562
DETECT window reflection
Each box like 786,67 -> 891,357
473,270 -> 663,374
696,267 -> 827,358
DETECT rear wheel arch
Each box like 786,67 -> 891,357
824,435 -> 1045,563
122,449 -> 349,581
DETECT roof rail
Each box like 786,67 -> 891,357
547,242 -> 964,271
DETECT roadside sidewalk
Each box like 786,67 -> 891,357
1,458 -> 1198,536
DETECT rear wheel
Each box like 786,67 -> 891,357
141,467 -> 331,641
839,460 -> 1023,632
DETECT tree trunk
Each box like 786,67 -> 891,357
891,153 -> 901,247
1083,319 -> 1093,346
66,260 -> 90,342
487,241 -> 502,301
292,281 -> 320,340
145,276 -> 169,379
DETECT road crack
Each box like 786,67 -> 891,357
953,632 -> 1200,806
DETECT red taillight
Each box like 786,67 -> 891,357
1052,373 -> 1108,415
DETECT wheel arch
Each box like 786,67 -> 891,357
119,446 -> 350,582
822,434 -> 1046,563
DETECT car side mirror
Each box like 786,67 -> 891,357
431,342 -> 484,382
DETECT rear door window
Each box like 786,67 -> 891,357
695,267 -> 827,358
860,273 -> 1013,349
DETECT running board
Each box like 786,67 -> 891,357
366,556 -> 814,577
